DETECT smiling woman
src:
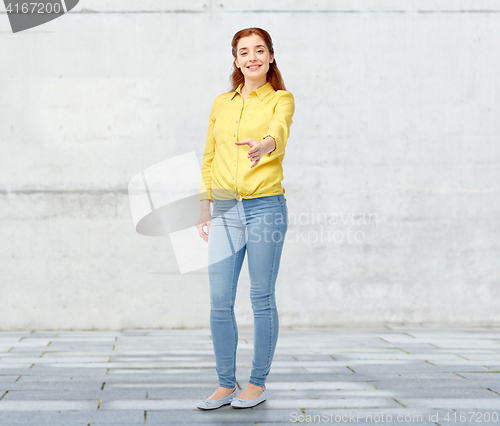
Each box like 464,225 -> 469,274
196,27 -> 295,411
199,29 -> 294,203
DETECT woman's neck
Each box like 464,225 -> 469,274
241,79 -> 267,98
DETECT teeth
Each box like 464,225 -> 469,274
248,65 -> 260,69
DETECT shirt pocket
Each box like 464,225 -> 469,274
238,112 -> 269,140
213,106 -> 235,146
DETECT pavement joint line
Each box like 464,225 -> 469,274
486,388 -> 500,395
455,354 -> 468,360
452,372 -> 468,379
484,366 -> 500,372
391,396 -> 407,408
424,359 -> 435,365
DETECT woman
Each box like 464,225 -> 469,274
196,27 -> 295,410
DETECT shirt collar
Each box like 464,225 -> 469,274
230,81 -> 275,101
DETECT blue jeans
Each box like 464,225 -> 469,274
207,194 -> 289,388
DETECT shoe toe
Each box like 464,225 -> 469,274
230,398 -> 244,407
197,400 -> 212,409
231,386 -> 267,408
197,388 -> 238,410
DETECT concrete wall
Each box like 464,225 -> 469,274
1,0 -> 499,329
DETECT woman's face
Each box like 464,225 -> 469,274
235,34 -> 274,82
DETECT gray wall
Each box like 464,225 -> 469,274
1,0 -> 499,329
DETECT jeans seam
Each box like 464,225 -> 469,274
250,199 -> 284,389
229,228 -> 244,388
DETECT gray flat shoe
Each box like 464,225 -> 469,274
196,387 -> 238,410
231,386 -> 267,408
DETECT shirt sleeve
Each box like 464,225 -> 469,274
199,98 -> 217,202
262,91 -> 295,163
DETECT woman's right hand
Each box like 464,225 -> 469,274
197,209 -> 212,242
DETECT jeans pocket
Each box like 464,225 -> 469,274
258,195 -> 280,204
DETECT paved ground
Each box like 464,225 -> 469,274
0,327 -> 499,425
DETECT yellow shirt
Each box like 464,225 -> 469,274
199,81 -> 295,202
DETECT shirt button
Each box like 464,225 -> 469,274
233,163 -> 236,166
236,121 -> 238,123
234,134 -> 236,137
234,148 -> 236,151
233,177 -> 235,180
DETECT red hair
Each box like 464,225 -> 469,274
228,27 -> 287,92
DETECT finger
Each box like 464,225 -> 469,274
198,225 -> 205,239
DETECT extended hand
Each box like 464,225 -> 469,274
235,138 -> 263,169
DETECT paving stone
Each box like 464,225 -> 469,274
397,397 -> 500,409
0,356 -> 110,364
0,375 -> 21,385
0,410 -> 144,423
0,327 -> 498,423
2,388 -> 148,400
0,400 -> 98,410
13,367 -> 109,377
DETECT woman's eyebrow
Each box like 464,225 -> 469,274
239,45 -> 266,51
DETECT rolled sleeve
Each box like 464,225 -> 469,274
263,91 -> 295,162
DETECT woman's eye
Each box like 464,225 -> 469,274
241,50 -> 264,56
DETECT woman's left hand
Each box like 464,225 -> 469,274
235,138 -> 263,169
